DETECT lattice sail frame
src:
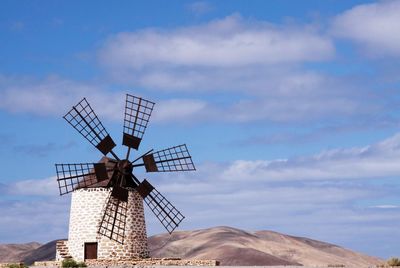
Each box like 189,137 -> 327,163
98,193 -> 127,244
56,163 -> 102,195
64,98 -> 116,155
142,144 -> 196,172
145,188 -> 185,233
122,94 -> 155,150
136,179 -> 184,233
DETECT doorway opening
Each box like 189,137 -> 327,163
84,242 -> 98,260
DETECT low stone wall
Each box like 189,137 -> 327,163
33,258 -> 219,267
85,258 -> 219,266
30,264 -> 382,268
30,265 -> 383,268
0,263 -> 24,268
31,262 -> 60,267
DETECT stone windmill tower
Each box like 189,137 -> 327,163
55,95 -> 195,261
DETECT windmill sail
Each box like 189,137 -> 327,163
55,163 -> 109,195
141,144 -> 195,172
98,193 -> 128,244
64,98 -> 116,156
122,94 -> 155,150
137,179 -> 185,233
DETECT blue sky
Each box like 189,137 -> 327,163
0,0 -> 399,259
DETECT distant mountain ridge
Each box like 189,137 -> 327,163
0,242 -> 41,263
0,226 -> 383,267
0,240 -> 57,265
148,226 -> 383,267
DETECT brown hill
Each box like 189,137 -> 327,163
0,242 -> 41,262
19,240 -> 57,265
148,226 -> 383,267
0,227 -> 383,267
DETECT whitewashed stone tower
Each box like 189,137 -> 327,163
57,187 -> 149,261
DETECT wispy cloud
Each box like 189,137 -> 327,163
157,132 -> 400,183
186,1 -> 214,16
234,118 -> 400,146
0,75 -> 209,123
0,176 -> 69,243
1,72 -> 377,124
152,99 -> 209,123
369,205 -> 400,209
14,141 -> 76,157
10,21 -> 24,31
0,74 -> 135,120
0,198 -> 69,243
332,0 -> 400,57
6,176 -> 59,196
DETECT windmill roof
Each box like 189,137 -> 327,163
75,156 -> 117,190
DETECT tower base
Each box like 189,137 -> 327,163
66,188 -> 149,261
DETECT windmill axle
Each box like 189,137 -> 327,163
117,160 -> 133,175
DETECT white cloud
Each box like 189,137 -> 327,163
8,176 -> 59,196
242,132 -> 400,181
0,176 -> 70,243
369,205 -> 400,209
99,15 -> 334,71
0,11 -> 396,127
0,75 -> 214,124
0,198 -> 70,243
152,133 -> 399,210
1,72 -> 376,124
94,15 -> 393,124
0,75 -> 122,120
152,99 -> 209,122
332,0 -> 400,57
98,15 -> 335,94
154,132 -> 400,184
0,13 -> 387,125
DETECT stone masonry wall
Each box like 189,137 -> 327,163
0,263 -> 24,268
68,188 -> 149,261
56,240 -> 71,261
34,258 -> 220,267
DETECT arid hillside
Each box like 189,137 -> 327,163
1,226 -> 383,267
148,226 -> 383,267
0,242 -> 41,263
0,240 -> 57,265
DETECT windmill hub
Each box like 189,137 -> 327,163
117,160 -> 133,175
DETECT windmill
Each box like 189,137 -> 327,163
55,94 -> 195,261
